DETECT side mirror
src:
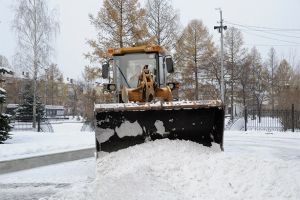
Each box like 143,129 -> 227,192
102,63 -> 109,79
165,57 -> 174,73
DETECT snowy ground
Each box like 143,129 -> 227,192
0,130 -> 299,200
0,121 -> 94,161
0,158 -> 95,200
225,131 -> 300,160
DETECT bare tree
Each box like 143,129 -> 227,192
275,59 -> 293,87
249,47 -> 268,122
0,55 -> 11,69
12,0 -> 59,128
87,0 -> 148,73
145,0 -> 179,50
39,63 -> 64,105
224,27 -> 246,120
238,54 -> 252,109
89,0 -> 147,49
80,66 -> 101,121
175,20 -> 214,100
267,47 -> 277,114
289,71 -> 300,110
275,59 -> 294,109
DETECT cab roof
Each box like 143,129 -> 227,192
108,45 -> 165,56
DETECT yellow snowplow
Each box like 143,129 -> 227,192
95,45 -> 224,154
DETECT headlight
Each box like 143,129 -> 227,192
108,84 -> 116,91
167,83 -> 176,90
104,84 -> 116,92
167,82 -> 179,90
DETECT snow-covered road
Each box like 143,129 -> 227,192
224,131 -> 300,161
0,158 -> 95,200
0,131 -> 299,200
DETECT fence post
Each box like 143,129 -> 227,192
244,107 -> 247,131
37,114 -> 41,132
292,104 -> 295,132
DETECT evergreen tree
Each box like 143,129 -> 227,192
16,83 -> 45,122
0,67 -> 13,143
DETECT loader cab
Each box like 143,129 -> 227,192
113,53 -> 158,89
102,45 -> 174,95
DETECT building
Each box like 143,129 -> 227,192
6,104 -> 65,118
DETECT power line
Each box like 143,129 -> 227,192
239,29 -> 300,45
225,21 -> 300,32
241,28 -> 300,39
224,20 -> 300,45
226,22 -> 300,39
244,44 -> 300,47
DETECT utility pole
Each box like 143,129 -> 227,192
32,0 -> 37,129
214,8 -> 227,103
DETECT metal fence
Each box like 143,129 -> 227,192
244,105 -> 300,132
10,116 -> 53,132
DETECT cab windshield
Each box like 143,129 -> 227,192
114,53 -> 157,88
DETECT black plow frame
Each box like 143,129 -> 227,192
95,101 -> 225,153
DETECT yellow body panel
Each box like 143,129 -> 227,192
108,45 -> 164,56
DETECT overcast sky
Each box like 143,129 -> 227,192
1,0 -> 300,79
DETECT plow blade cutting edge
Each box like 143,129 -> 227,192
95,101 -> 224,153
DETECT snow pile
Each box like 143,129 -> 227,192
92,139 -> 299,200
48,139 -> 300,200
230,117 -> 245,130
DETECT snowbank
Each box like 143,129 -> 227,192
94,139 -> 299,200
49,138 -> 300,200
0,122 -> 94,161
230,117 -> 245,130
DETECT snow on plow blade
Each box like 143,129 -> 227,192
95,100 -> 224,153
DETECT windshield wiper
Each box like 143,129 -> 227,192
116,64 -> 131,88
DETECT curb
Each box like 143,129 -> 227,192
0,148 -> 95,175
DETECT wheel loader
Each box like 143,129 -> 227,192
94,45 -> 224,155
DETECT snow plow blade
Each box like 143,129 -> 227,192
95,100 -> 224,153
